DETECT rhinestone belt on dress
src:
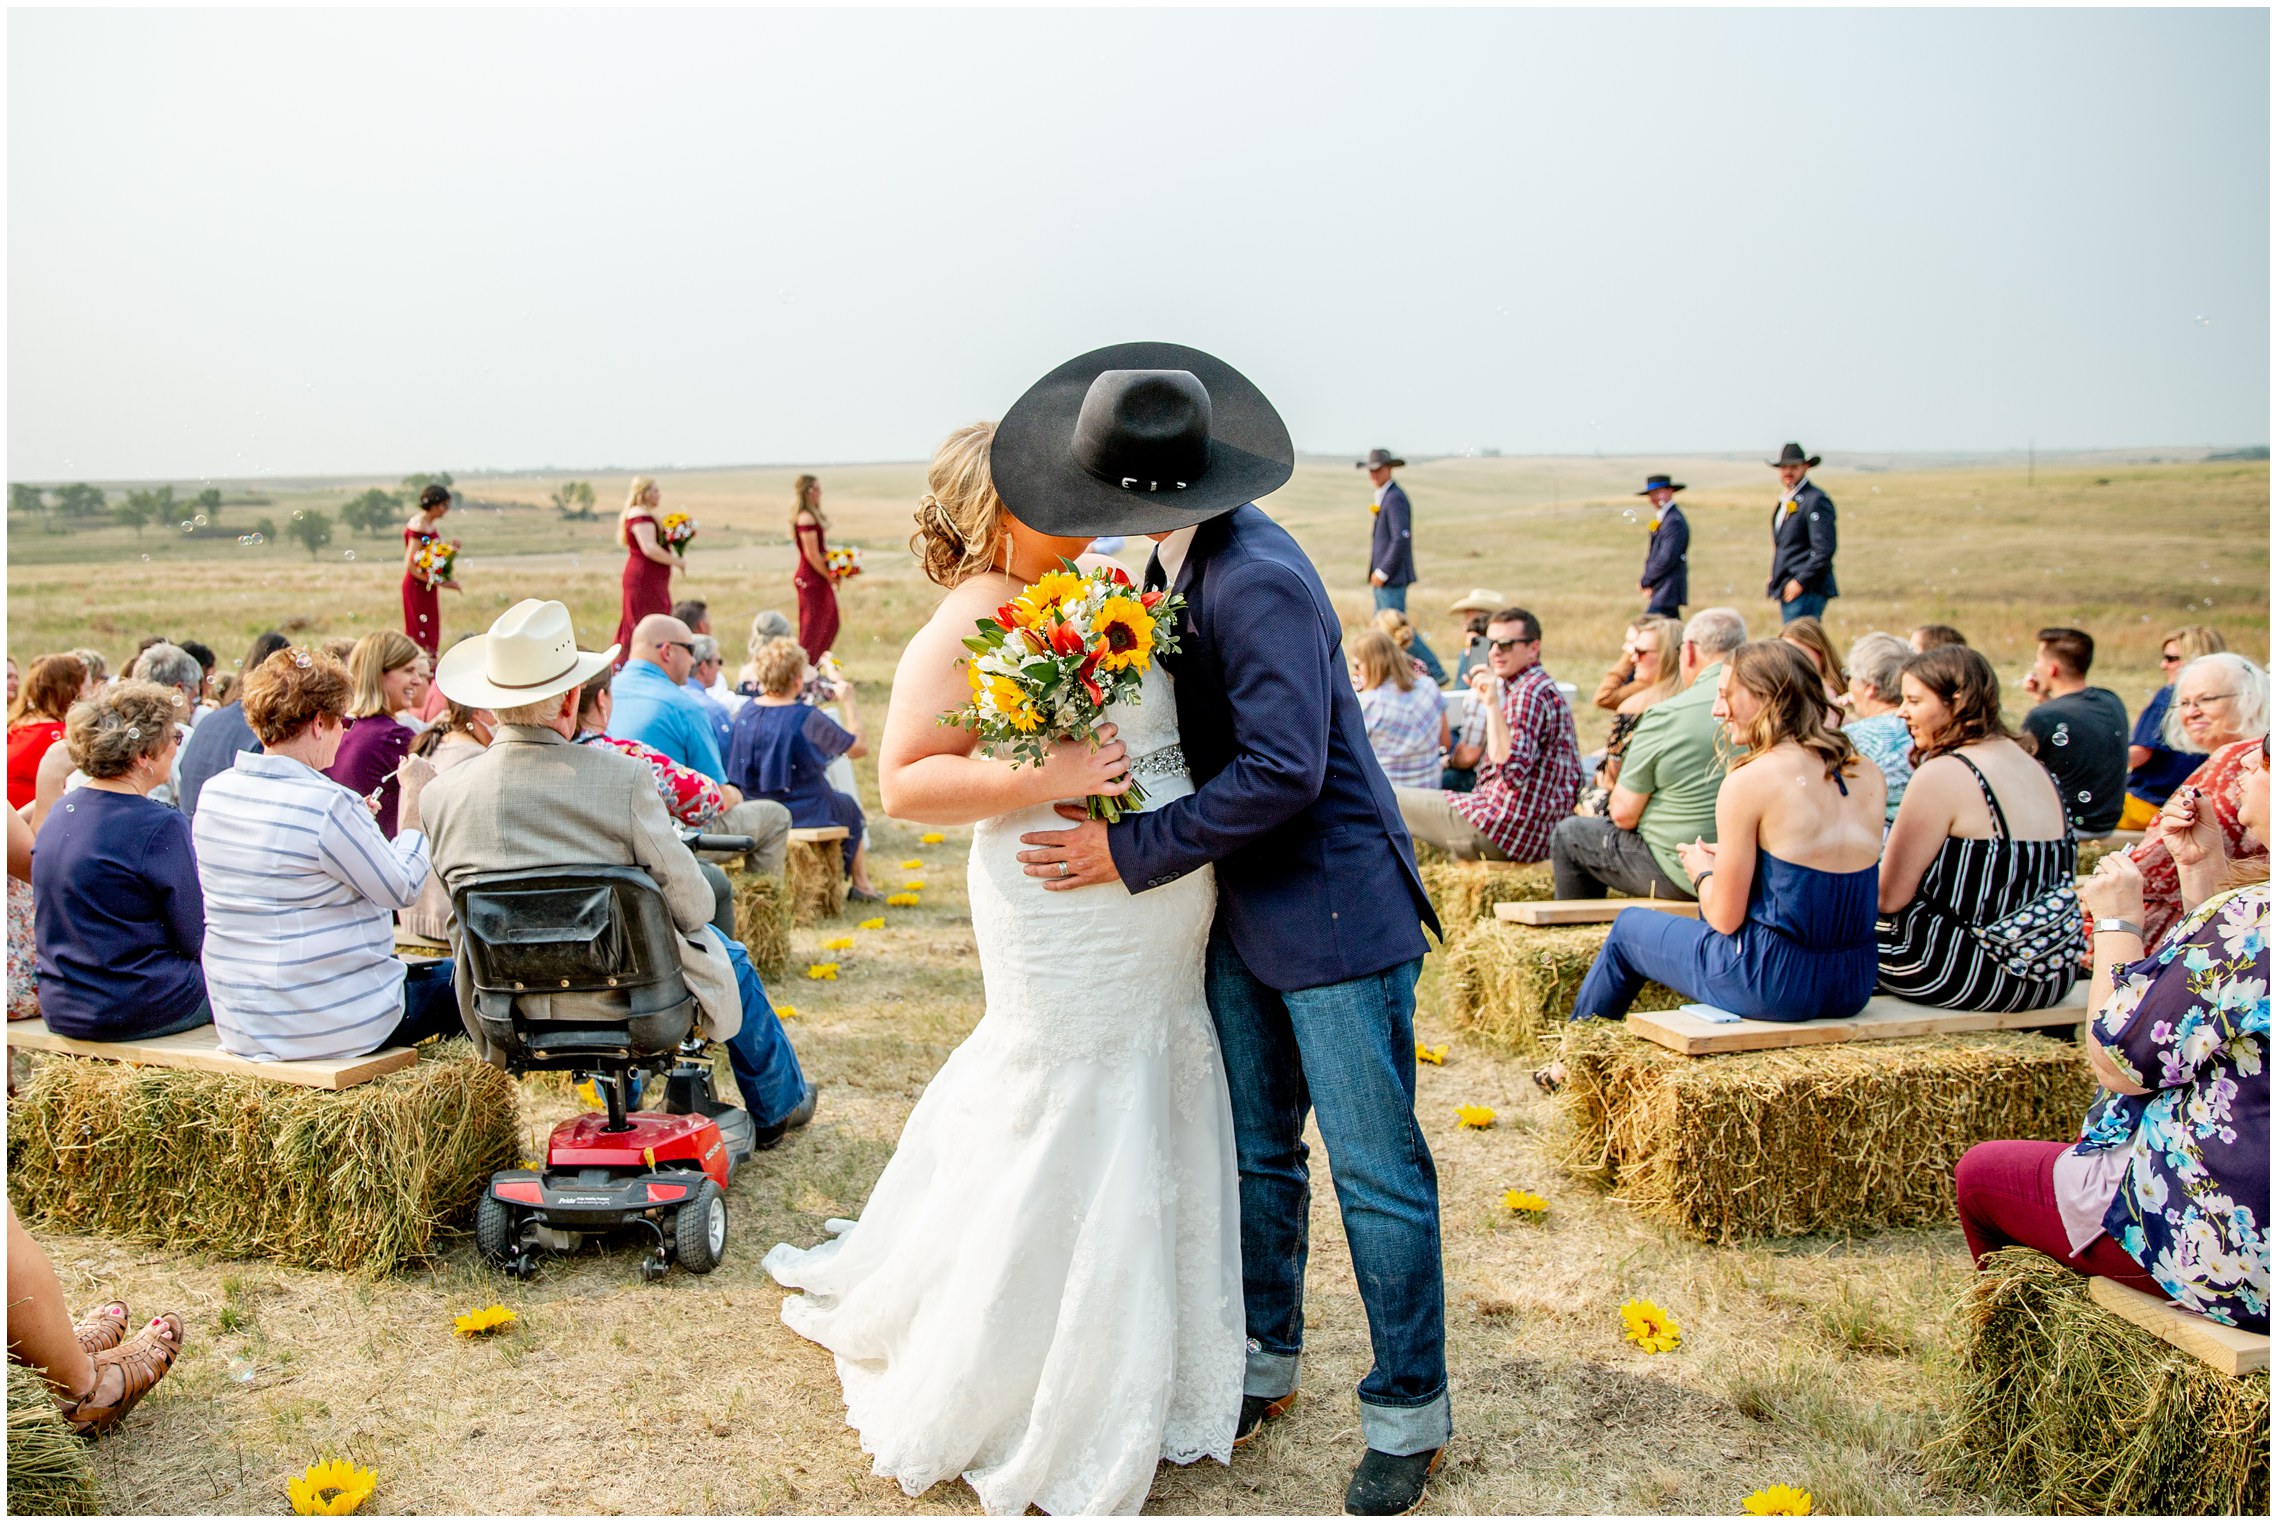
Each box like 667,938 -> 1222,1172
1128,744 -> 1187,779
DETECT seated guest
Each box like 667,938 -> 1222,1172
8,653 -> 87,810
1577,613 -> 1684,815
8,1204 -> 184,1434
1371,608 -> 1433,682
1955,738 -> 2269,1334
672,598 -> 712,637
687,634 -> 737,758
1393,607 -> 1583,863
1591,622 -> 1654,713
1564,641 -> 1883,1033
397,701 -> 496,947
1878,644 -> 2078,1011
1447,591 -> 1501,686
178,640 -> 218,712
738,610 -> 835,706
9,807 -> 38,1021
125,642 -> 205,808
2020,626 -> 2129,837
1779,615 -> 1847,707
1842,632 -> 1915,823
1440,686 -> 1487,792
608,613 -> 727,779
178,630 -> 290,816
729,636 -> 877,899
1552,608 -> 1745,899
322,630 -> 428,838
194,649 -> 463,1061
30,682 -> 210,1040
2120,623 -> 2227,829
65,648 -> 109,699
421,599 -> 816,1146
1352,629 -> 1448,789
1910,623 -> 1967,654
2092,652 -> 2271,952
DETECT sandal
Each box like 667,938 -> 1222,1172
73,1301 -> 129,1356
1531,1063 -> 1565,1095
60,1313 -> 183,1435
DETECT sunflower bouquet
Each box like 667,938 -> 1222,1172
411,536 -> 460,588
658,512 -> 698,556
943,561 -> 1183,823
826,544 -> 864,582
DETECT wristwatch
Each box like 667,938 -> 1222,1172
2094,919 -> 2145,940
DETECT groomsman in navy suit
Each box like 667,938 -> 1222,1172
1359,449 -> 1445,682
1635,474 -> 1689,618
1765,442 -> 1838,623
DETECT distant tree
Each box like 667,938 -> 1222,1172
8,484 -> 44,521
115,496 -> 152,539
123,485 -> 178,539
341,487 -> 403,537
52,483 -> 107,521
287,508 -> 334,560
550,480 -> 597,520
401,471 -> 454,500
252,517 -> 278,543
189,487 -> 223,522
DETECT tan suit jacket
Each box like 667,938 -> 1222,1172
419,723 -> 742,1064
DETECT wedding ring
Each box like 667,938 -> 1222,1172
1059,861 -> 1071,878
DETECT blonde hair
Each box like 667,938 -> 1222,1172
2164,624 -> 2227,667
345,630 -> 422,719
64,681 -> 178,780
616,475 -> 660,547
791,473 -> 825,536
1628,614 -> 1687,708
751,636 -> 809,698
67,648 -> 109,685
911,422 -> 1009,589
1372,608 -> 1416,650
1351,629 -> 1414,692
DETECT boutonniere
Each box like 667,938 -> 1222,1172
1648,515 -> 1663,532
1370,503 -> 1382,515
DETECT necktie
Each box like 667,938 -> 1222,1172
1143,552 -> 1166,594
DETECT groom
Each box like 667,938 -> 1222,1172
999,343 -> 1449,1516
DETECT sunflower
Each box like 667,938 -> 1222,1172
774,1004 -> 797,1019
983,673 -> 1042,732
887,893 -> 920,907
1455,1104 -> 1496,1129
288,1459 -> 377,1516
858,918 -> 885,931
900,858 -> 924,869
920,832 -> 944,845
453,1304 -> 517,1338
1742,1485 -> 1813,1515
1092,595 -> 1158,673
1011,570 -> 1085,627
1503,1189 -> 1548,1214
902,878 -> 925,890
1619,1298 -> 1681,1353
805,963 -> 839,981
822,936 -> 854,951
1415,1043 -> 1448,1066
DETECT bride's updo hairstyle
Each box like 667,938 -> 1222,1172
912,422 -> 1009,589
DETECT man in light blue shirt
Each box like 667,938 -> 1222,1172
607,614 -> 726,780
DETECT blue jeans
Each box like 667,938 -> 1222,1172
1371,584 -> 1447,685
1779,590 -> 1830,624
708,929 -> 808,1127
1205,932 -> 1450,1455
391,958 -> 468,1047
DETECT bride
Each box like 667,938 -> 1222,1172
762,422 -> 1244,1516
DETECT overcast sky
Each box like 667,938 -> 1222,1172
8,6 -> 2268,481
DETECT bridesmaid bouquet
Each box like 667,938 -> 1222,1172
942,561 -> 1184,823
658,512 -> 698,556
827,544 -> 864,582
412,537 -> 460,588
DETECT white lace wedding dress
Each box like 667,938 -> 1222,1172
763,664 -> 1244,1516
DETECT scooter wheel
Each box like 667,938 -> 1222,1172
673,1180 -> 728,1275
475,1195 -> 519,1268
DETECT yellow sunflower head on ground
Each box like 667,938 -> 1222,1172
288,1459 -> 377,1516
858,917 -> 885,931
900,858 -> 924,870
1503,1189 -> 1548,1214
1454,1103 -> 1496,1129
887,893 -> 920,908
805,963 -> 839,981
774,1004 -> 797,1019
1742,1484 -> 1813,1515
1415,1042 -> 1448,1066
920,832 -> 944,845
822,936 -> 854,951
453,1304 -> 516,1338
1619,1298 -> 1681,1353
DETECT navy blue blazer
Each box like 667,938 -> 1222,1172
1767,482 -> 1838,599
1639,504 -> 1689,613
1370,481 -> 1416,587
1110,504 -> 1439,993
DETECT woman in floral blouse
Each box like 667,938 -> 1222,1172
1955,734 -> 2269,1333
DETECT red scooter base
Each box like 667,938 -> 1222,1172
546,1110 -> 735,1191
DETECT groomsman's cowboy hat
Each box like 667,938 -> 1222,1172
1636,474 -> 1687,495
1448,589 -> 1506,614
990,342 -> 1294,538
1355,449 -> 1406,470
436,598 -> 618,709
1767,442 -> 1822,469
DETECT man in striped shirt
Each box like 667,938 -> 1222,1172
1391,607 -> 1583,862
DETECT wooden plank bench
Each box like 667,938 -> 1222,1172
1626,987 -> 2090,1056
787,824 -> 852,926
4,1018 -> 415,1091
1495,898 -> 1699,927
2089,1277 -> 2270,1377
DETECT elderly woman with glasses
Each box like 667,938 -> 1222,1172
2088,651 -> 2270,953
2119,624 -> 2227,830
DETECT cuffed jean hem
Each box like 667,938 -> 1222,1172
1245,1346 -> 1301,1401
1361,1388 -> 1453,1456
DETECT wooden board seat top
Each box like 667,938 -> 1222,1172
787,826 -> 851,843
1625,988 -> 2090,1056
1495,898 -> 1701,926
2088,1276 -> 2270,1377
4,1018 -> 416,1091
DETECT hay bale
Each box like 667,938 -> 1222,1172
2076,836 -> 2130,874
788,839 -> 848,926
1441,922 -> 1682,1058
6,1040 -> 519,1277
732,870 -> 794,981
1932,1246 -> 2269,1514
6,1363 -> 99,1516
1420,859 -> 1554,948
1557,1023 -> 2096,1242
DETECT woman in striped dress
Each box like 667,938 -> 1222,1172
1877,644 -> 2078,1012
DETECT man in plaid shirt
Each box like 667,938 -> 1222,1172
1393,606 -> 1582,861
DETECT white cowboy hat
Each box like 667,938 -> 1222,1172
435,599 -> 618,710
1447,589 -> 1507,614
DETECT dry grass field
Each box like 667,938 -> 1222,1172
6,451 -> 2269,1515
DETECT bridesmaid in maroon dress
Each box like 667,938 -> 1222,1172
791,474 -> 839,661
614,475 -> 677,658
399,484 -> 461,656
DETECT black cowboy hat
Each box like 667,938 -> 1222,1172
1636,474 -> 1686,495
989,342 -> 1294,538
1356,448 -> 1406,470
1767,442 -> 1822,468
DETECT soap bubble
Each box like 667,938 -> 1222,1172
343,550 -> 357,561
179,521 -> 195,534
140,554 -> 151,562
1621,508 -> 1638,523
194,514 -> 209,528
226,1357 -> 256,1385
